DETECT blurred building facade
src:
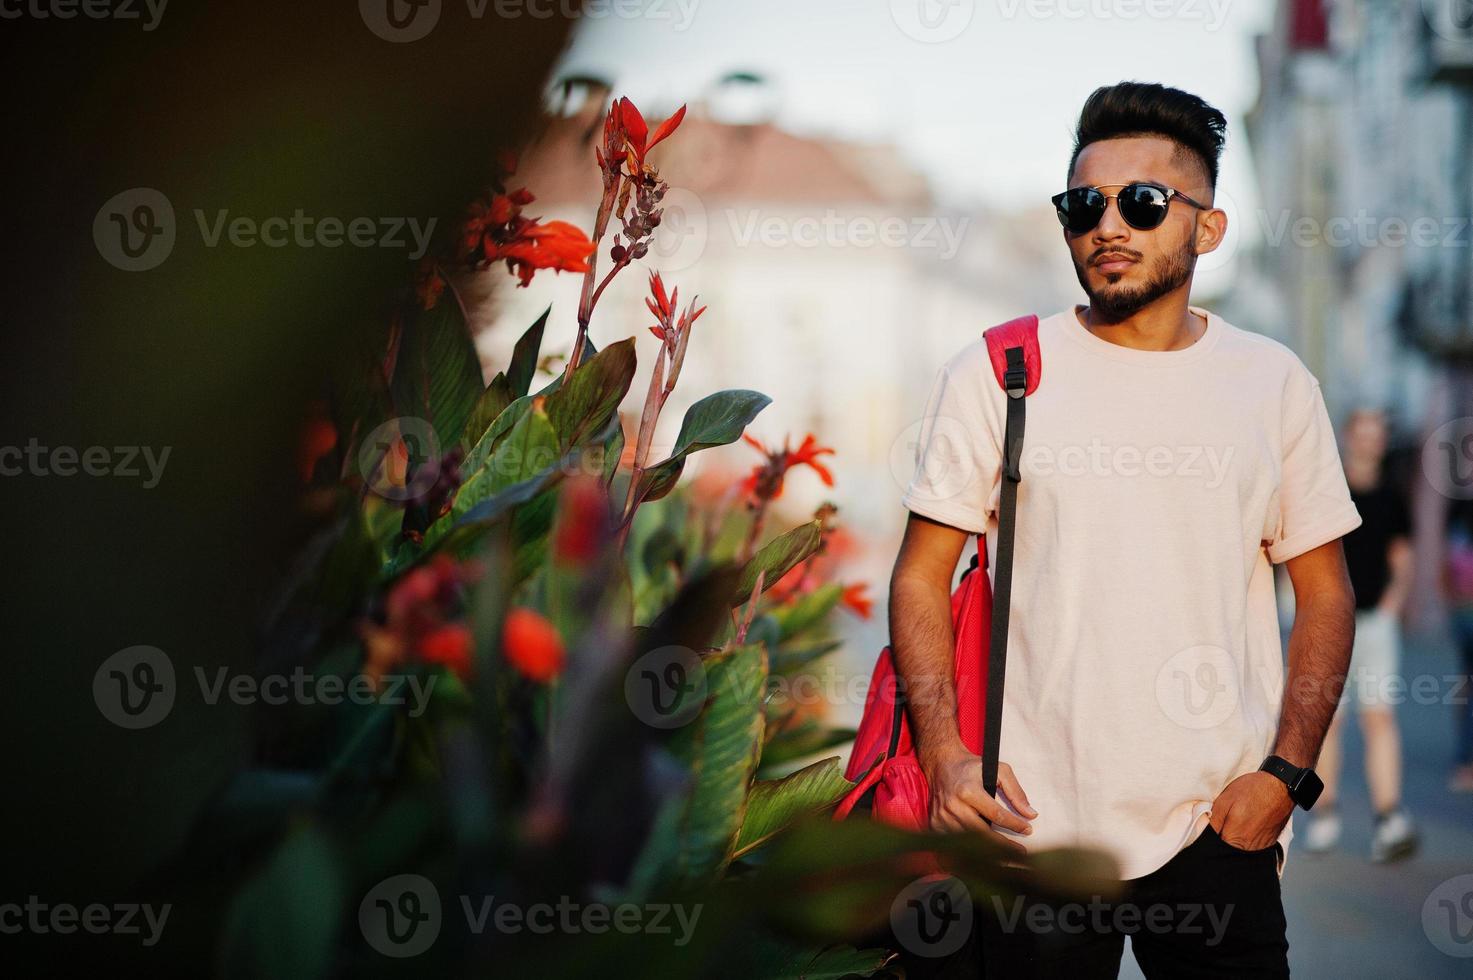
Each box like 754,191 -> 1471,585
1241,0 -> 1473,628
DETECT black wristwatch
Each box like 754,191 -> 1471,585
1259,755 -> 1324,810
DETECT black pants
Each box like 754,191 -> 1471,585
900,824 -> 1289,979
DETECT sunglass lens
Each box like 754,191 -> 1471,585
1119,184 -> 1170,229
1056,188 -> 1104,233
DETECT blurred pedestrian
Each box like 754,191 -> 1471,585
1444,497 -> 1473,793
1303,407 -> 1419,861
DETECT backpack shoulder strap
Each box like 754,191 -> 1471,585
983,313 -> 1041,395
976,313 -> 1039,800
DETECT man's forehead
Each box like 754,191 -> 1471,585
1072,136 -> 1198,187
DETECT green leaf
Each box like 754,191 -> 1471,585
459,337 -> 627,479
742,941 -> 895,980
636,389 -> 772,503
759,720 -> 857,773
732,520 -> 823,607
769,638 -> 843,676
390,293 -> 484,453
442,398 -> 559,530
770,582 -> 845,641
507,305 -> 550,398
458,371 -> 514,451
601,417 -> 625,486
665,643 -> 768,888
734,756 -> 852,860
218,825 -> 344,980
545,337 -> 636,451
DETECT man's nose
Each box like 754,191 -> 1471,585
1092,196 -> 1131,241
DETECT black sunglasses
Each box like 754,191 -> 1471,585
1051,182 -> 1211,234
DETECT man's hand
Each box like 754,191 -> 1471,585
1209,771 -> 1293,850
920,743 -> 1036,854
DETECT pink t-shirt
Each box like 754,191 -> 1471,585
900,304 -> 1363,880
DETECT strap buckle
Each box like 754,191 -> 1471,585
1003,347 -> 1026,398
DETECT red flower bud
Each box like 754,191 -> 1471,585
502,608 -> 565,683
417,623 -> 474,680
553,475 -> 609,563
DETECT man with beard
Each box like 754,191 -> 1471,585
892,81 -> 1360,977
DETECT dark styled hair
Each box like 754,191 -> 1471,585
1067,81 -> 1228,193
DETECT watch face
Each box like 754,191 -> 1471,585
1296,770 -> 1325,810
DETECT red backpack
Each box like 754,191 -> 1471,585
835,314 -> 1041,829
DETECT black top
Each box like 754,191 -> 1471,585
1343,480 -> 1411,610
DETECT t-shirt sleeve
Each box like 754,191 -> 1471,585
1265,366 -> 1364,564
899,352 -> 1002,534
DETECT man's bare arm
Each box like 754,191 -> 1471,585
1211,538 -> 1357,846
889,512 -> 1034,844
889,513 -> 970,767
1276,538 -> 1358,769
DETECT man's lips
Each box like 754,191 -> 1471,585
1093,254 -> 1137,273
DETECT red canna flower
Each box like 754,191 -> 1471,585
599,98 -> 687,175
502,607 -> 565,683
841,582 -> 873,620
645,269 -> 706,345
417,623 -> 474,680
462,191 -> 595,288
494,220 -> 597,287
740,432 -> 837,502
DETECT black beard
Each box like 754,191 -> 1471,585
1074,240 -> 1195,323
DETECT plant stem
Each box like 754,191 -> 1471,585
615,344 -> 668,551
564,171 -> 623,383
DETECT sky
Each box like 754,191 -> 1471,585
552,0 -> 1277,224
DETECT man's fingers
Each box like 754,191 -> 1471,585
998,765 -> 1038,817
955,785 -> 1032,835
931,807 -> 961,834
984,826 -> 1029,857
941,798 -> 990,834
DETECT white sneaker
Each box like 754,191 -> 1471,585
1303,811 -> 1341,853
1371,808 -> 1418,863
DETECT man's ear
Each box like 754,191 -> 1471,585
1194,203 -> 1228,257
